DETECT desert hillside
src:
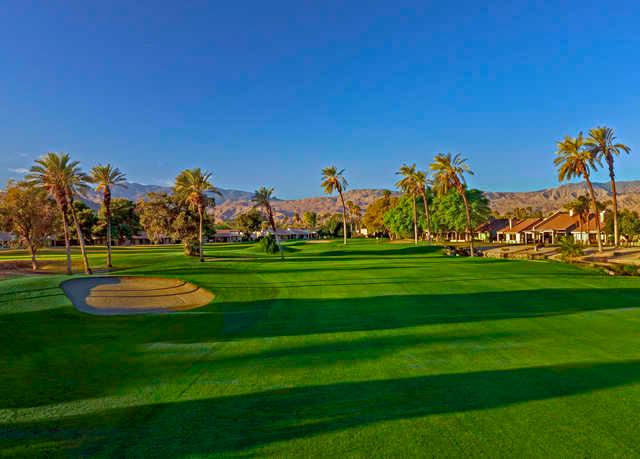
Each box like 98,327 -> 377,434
77,180 -> 640,220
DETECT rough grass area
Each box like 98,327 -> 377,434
1,240 -> 640,457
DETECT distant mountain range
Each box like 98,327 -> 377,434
80,180 -> 640,220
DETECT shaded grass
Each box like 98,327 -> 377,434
1,239 -> 640,456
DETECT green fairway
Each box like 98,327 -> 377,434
1,240 -> 640,457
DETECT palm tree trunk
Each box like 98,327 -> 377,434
607,157 -> 619,247
412,195 -> 418,245
579,217 -> 583,244
420,188 -> 432,241
58,200 -> 72,275
268,207 -> 284,260
584,176 -> 603,252
68,195 -> 92,274
459,187 -> 475,256
338,191 -> 348,245
105,188 -> 113,268
198,206 -> 204,262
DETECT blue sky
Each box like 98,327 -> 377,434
1,1 -> 639,198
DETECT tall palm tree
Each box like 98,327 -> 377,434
174,168 -> 219,262
415,170 -> 432,241
554,133 -> 603,252
395,164 -> 421,245
321,166 -> 349,244
27,153 -> 73,274
90,164 -> 127,268
63,161 -> 93,274
27,152 -> 92,274
253,186 -> 284,259
585,126 -> 631,247
430,153 -> 475,256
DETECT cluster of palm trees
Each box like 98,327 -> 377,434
393,154 -> 475,255
26,153 -> 223,272
26,153 -> 127,275
554,126 -> 631,251
19,126 -> 630,272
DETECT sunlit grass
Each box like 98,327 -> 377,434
1,239 -> 640,456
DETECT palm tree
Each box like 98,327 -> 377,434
430,153 -> 475,256
415,170 -> 432,241
554,133 -> 603,252
585,127 -> 631,247
564,196 -> 590,244
174,168 -> 219,262
253,187 -> 284,259
27,153 -> 73,274
395,164 -> 421,245
345,200 -> 355,234
90,164 -> 127,268
321,166 -> 349,244
27,152 -> 92,274
352,204 -> 362,234
63,161 -> 93,274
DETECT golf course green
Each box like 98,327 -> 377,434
1,239 -> 640,457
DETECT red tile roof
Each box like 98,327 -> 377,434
476,219 -> 511,233
535,212 -> 580,231
498,217 -> 542,234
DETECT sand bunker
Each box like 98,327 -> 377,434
61,276 -> 214,315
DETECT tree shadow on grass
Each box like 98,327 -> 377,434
2,283 -> 640,412
3,359 -> 640,456
318,245 -> 443,258
237,287 -> 640,339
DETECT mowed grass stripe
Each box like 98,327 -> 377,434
1,239 -> 640,457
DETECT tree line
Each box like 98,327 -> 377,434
0,125 -> 633,270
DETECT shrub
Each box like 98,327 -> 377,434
258,234 -> 279,255
558,236 -> 583,261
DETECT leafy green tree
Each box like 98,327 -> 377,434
0,181 -> 57,270
321,166 -> 349,245
430,153 -> 476,255
174,168 -> 220,262
96,198 -> 140,245
136,192 -> 173,244
233,208 -> 264,237
585,126 -> 631,247
554,133 -> 603,251
430,189 -> 490,236
362,191 -> 397,236
605,209 -> 640,243
303,211 -> 318,230
69,201 -> 98,245
90,164 -> 127,267
320,214 -> 346,238
384,195 -> 427,239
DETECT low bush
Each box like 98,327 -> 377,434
558,236 -> 583,262
258,234 -> 279,255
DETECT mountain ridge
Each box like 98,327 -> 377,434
80,180 -> 640,220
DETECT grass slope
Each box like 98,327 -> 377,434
1,240 -> 640,457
